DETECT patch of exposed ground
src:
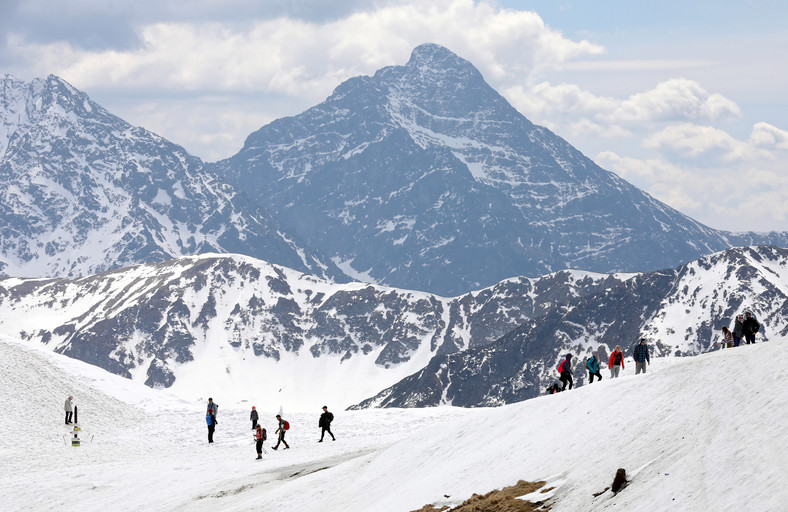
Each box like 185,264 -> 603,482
412,480 -> 551,512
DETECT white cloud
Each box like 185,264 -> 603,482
749,122 -> 788,151
503,78 -> 741,142
606,78 -> 741,123
642,122 -> 788,164
596,132 -> 788,232
9,0 -> 603,99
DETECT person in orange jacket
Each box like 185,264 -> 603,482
608,345 -> 625,378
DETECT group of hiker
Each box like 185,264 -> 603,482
548,311 -> 763,394
550,339 -> 651,393
205,399 -> 336,459
720,311 -> 761,348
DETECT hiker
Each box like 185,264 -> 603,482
586,351 -> 602,383
633,339 -> 650,374
272,414 -> 289,450
608,345 -> 625,378
742,312 -> 760,344
206,398 -> 218,419
250,406 -> 259,430
319,406 -> 336,442
732,314 -> 744,347
64,396 -> 73,424
254,424 -> 265,459
720,326 -> 734,349
206,409 -> 216,443
558,354 -> 573,391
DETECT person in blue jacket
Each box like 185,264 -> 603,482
586,351 -> 602,383
633,338 -> 650,375
206,410 -> 216,443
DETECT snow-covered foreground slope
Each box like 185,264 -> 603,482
2,334 -> 786,512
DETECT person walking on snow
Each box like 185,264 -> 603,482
250,406 -> 259,430
64,396 -> 73,424
254,424 -> 265,459
732,314 -> 744,347
272,414 -> 289,450
558,354 -> 573,391
742,312 -> 760,344
586,351 -> 602,383
633,339 -> 650,374
608,345 -> 625,378
319,406 -> 336,442
206,410 -> 216,443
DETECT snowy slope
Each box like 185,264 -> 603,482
2,333 -> 786,512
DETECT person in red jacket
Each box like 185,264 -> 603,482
254,424 -> 265,459
608,345 -> 625,378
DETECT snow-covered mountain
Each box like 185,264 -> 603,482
3,333 -> 787,512
1,246 -> 785,409
214,43 -> 788,296
355,245 -> 788,408
0,74 -> 343,281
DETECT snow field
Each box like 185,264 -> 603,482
2,334 -> 786,512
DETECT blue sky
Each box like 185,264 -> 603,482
1,0 -> 786,232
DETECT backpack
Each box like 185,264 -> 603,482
262,428 -> 267,441
283,420 -> 290,431
327,412 -> 334,423
753,321 -> 760,333
586,356 -> 596,371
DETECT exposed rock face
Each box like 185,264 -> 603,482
214,44 -> 788,296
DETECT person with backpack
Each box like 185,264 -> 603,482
732,314 -> 744,347
272,414 -> 290,450
633,339 -> 650,374
742,311 -> 760,344
586,351 -> 602,383
254,424 -> 266,459
250,406 -> 259,430
206,409 -> 216,443
319,406 -> 336,442
608,345 -> 625,378
558,354 -> 573,391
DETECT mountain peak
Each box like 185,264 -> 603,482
404,43 -> 480,78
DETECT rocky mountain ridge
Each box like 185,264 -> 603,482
1,246 -> 784,408
0,73 -> 343,281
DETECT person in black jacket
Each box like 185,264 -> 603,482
633,339 -> 650,374
742,312 -> 760,344
319,406 -> 336,442
250,406 -> 259,430
559,354 -> 573,391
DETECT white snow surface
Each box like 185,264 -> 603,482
3,333 -> 786,512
